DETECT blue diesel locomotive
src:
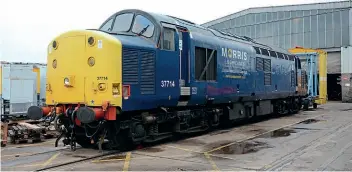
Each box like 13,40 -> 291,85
27,9 -> 307,150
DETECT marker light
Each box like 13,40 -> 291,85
88,57 -> 95,67
123,85 -> 130,97
88,37 -> 95,46
53,41 -> 58,49
64,77 -> 70,86
52,59 -> 57,69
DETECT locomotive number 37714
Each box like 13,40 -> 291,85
161,80 -> 175,88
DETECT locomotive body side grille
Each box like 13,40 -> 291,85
263,58 -> 271,86
122,48 -> 139,84
122,47 -> 156,95
140,50 -> 155,95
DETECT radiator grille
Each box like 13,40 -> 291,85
263,59 -> 271,86
122,48 -> 139,84
140,50 -> 155,94
256,57 -> 264,71
122,47 -> 156,95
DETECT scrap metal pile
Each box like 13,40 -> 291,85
1,115 -> 59,146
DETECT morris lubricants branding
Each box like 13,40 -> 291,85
221,47 -> 248,60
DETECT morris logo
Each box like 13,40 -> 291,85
222,48 -> 248,60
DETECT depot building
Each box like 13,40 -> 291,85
202,0 -> 352,102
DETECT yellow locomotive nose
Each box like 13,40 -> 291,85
46,30 -> 122,107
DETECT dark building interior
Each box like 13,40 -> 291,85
327,74 -> 342,101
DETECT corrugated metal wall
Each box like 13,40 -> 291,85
38,65 -> 47,104
341,46 -> 352,102
1,62 -> 47,115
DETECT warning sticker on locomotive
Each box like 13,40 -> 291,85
192,87 -> 197,94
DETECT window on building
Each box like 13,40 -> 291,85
195,47 -> 217,81
162,27 -> 175,51
131,15 -> 155,38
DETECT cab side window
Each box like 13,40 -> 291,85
100,18 -> 114,32
131,15 -> 155,38
162,27 -> 175,51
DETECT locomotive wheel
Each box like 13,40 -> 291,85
115,129 -> 133,151
104,121 -> 133,151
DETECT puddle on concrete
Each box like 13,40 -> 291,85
299,119 -> 321,124
209,140 -> 272,155
258,128 -> 297,138
137,147 -> 164,153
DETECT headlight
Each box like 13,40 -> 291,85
64,78 -> 70,85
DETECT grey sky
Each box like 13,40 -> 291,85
0,0 -> 341,63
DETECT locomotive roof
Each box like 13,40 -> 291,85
103,9 -> 292,55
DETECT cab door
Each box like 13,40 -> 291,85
177,27 -> 190,87
157,23 -> 180,106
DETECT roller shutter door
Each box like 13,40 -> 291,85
327,51 -> 341,74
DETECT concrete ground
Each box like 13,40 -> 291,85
1,101 -> 352,171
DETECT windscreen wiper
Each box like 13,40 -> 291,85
137,25 -> 149,36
